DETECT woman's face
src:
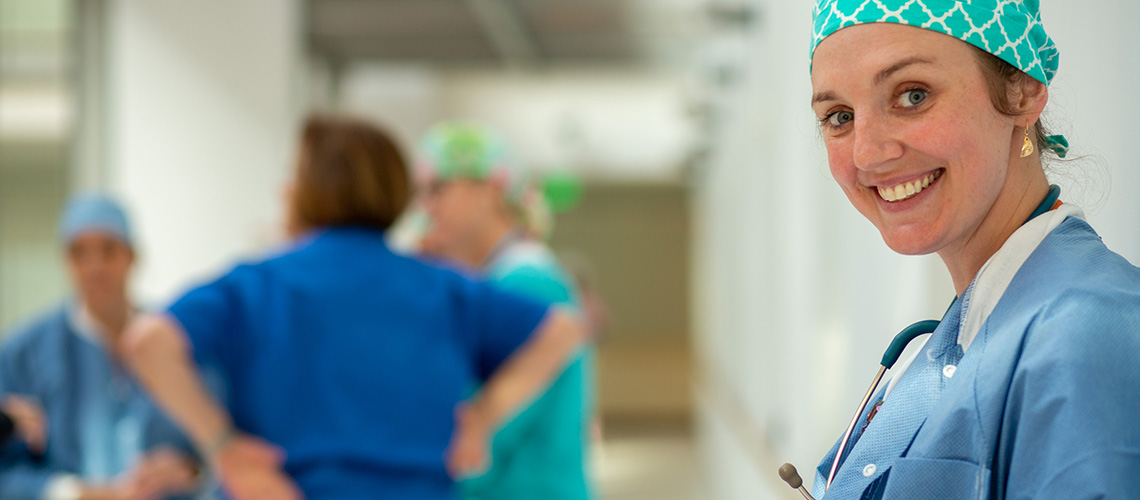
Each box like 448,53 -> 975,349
420,177 -> 503,257
810,23 -> 1024,256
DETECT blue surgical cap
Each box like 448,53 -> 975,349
58,193 -> 134,248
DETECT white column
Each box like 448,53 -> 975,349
103,0 -> 303,302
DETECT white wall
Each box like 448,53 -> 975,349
0,161 -> 69,332
1042,0 -> 1140,262
691,0 -> 1140,498
104,0 -> 303,304
339,65 -> 697,182
438,68 -> 697,181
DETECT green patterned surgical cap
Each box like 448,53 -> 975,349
416,121 -> 528,201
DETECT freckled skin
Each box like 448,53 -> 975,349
810,23 -> 1050,293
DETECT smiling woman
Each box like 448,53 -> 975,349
811,23 -> 1049,290
798,1 -> 1140,499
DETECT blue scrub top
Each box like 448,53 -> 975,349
814,217 -> 1140,499
167,226 -> 550,500
0,304 -> 194,500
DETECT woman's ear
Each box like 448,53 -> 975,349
480,181 -> 516,223
1015,78 -> 1048,129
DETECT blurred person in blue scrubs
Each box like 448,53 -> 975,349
122,115 -> 588,500
414,121 -> 595,500
0,194 -> 201,500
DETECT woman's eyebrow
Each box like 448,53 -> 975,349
811,91 -> 838,106
874,56 -> 935,86
812,56 -> 935,106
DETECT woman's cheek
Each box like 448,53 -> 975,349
825,140 -> 856,189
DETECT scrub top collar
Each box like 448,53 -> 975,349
67,300 -> 135,352
69,301 -> 107,348
481,227 -> 527,271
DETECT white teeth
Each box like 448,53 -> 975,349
877,185 -> 892,201
878,170 -> 940,203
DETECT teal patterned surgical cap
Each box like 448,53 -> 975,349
811,0 -> 1060,86
810,0 -> 1069,156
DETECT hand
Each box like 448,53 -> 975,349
212,434 -> 303,500
3,395 -> 47,453
121,447 -> 200,500
76,484 -> 131,500
445,403 -> 493,479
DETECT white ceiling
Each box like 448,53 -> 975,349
307,0 -> 739,67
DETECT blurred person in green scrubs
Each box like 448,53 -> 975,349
414,121 -> 595,500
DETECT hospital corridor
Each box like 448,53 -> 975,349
1,1 -> 1138,499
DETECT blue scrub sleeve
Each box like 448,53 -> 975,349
0,338 -> 53,500
459,279 -> 552,381
1002,291 -> 1140,499
166,268 -> 246,372
0,461 -> 55,500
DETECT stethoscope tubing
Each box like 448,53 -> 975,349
826,365 -> 887,489
825,319 -> 941,490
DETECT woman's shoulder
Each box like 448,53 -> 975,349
1018,216 -> 1140,302
489,242 -> 571,284
1,304 -> 72,354
1003,219 -> 1140,362
993,217 -> 1140,358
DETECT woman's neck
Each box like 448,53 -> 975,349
937,168 -> 1050,295
460,217 -> 518,271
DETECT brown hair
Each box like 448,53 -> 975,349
972,48 -> 1054,158
291,115 -> 410,233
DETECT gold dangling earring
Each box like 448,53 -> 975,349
1020,129 -> 1034,158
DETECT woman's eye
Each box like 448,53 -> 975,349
828,110 -> 854,127
898,89 -> 928,108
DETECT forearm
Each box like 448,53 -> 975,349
471,310 -> 586,430
123,315 -> 232,455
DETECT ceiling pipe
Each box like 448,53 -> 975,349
463,0 -> 541,69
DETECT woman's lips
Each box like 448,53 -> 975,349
876,169 -> 943,202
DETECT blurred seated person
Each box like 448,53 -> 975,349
0,194 -> 200,500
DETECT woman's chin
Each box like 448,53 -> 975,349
878,229 -> 941,256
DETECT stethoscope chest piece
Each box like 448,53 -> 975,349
778,319 -> 940,498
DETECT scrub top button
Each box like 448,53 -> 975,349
943,365 -> 957,378
863,463 -> 877,477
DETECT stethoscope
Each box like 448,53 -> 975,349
778,320 -> 938,500
776,185 -> 1062,500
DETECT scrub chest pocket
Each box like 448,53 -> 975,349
881,457 -> 991,500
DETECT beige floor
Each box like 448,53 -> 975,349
596,423 -> 701,500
